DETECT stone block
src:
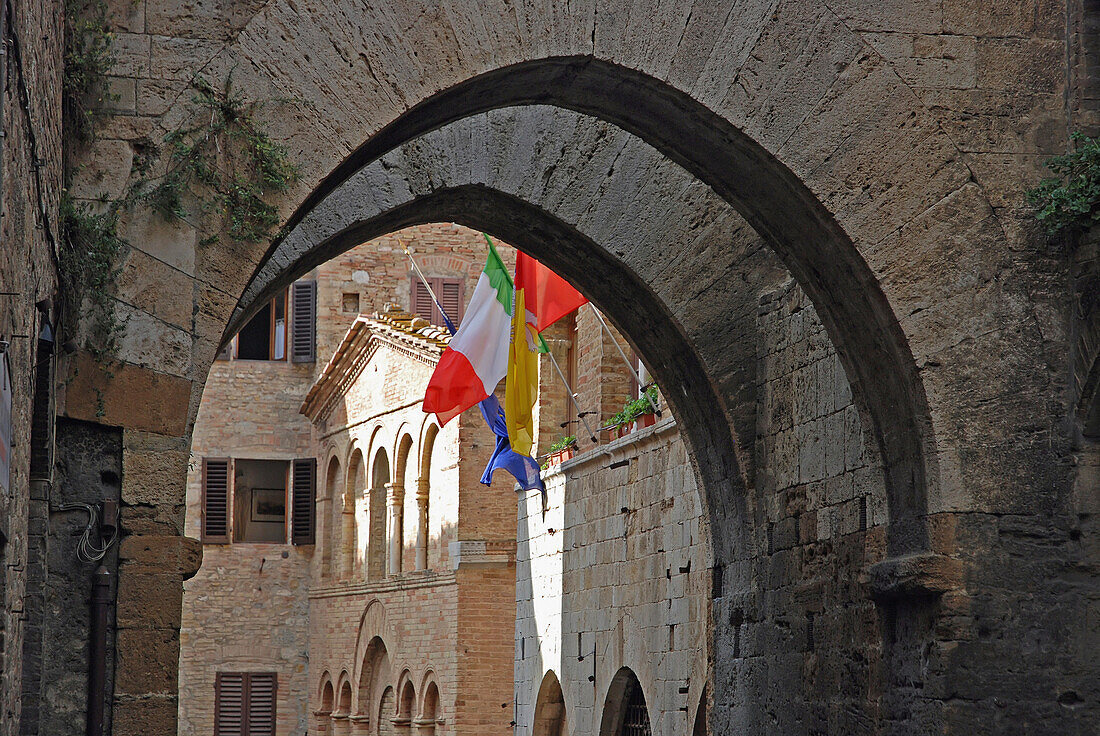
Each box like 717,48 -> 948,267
60,350 -> 192,436
122,430 -> 190,507
115,627 -> 181,695
118,207 -> 198,276
119,534 -> 202,578
70,138 -> 135,201
150,36 -> 224,80
110,32 -> 151,77
113,695 -> 179,736
114,301 -> 193,377
116,247 -> 194,329
117,572 -> 184,629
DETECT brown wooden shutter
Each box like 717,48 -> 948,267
247,672 -> 278,735
290,281 -> 316,363
291,458 -> 316,545
439,278 -> 464,326
411,276 -> 434,321
202,458 -> 231,543
214,673 -> 245,735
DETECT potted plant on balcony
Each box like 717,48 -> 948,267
545,435 -> 578,466
603,386 -> 660,438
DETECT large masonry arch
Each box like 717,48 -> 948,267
45,2 -> 1090,734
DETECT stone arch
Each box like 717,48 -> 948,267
378,686 -> 396,736
396,672 -> 416,721
322,452 -> 342,580
414,421 -> 440,570
342,447 -> 366,580
334,673 -> 354,736
532,670 -> 567,736
356,636 -> 391,731
231,60 -> 948,559
598,667 -> 651,736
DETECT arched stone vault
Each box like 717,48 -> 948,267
228,101 -> 936,556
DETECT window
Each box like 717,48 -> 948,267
411,276 -> 464,327
233,460 -> 289,543
342,292 -> 360,313
201,457 -> 316,545
215,672 -> 277,736
218,280 -> 316,362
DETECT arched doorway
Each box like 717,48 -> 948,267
533,670 -> 567,736
599,668 -> 651,736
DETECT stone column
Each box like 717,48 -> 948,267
386,482 -> 404,575
415,477 -> 430,570
331,713 -> 350,736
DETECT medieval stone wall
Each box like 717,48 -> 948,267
0,0 -> 63,732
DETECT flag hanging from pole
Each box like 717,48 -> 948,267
422,240 -> 513,424
505,252 -> 587,458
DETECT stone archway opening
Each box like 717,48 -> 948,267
598,668 -> 652,736
532,670 -> 567,736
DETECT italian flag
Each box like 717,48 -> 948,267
422,240 -> 514,424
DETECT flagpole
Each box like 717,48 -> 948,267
401,240 -> 456,333
546,348 -> 598,444
589,305 -> 661,417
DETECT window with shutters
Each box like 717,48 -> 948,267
221,279 -> 315,362
235,291 -> 287,361
232,459 -> 289,544
215,672 -> 277,736
410,276 -> 464,328
202,458 -> 231,543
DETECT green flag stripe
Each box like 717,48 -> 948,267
482,234 -> 514,316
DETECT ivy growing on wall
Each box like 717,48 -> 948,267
1027,132 -> 1100,236
132,75 -> 299,245
59,0 -> 299,353
62,0 -> 116,147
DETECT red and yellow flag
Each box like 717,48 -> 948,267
505,253 -> 587,456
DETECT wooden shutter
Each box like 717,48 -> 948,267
202,458 -> 231,543
215,672 -> 277,736
247,672 -> 278,735
290,281 -> 316,363
291,458 -> 316,545
411,276 -> 434,321
439,278 -> 464,326
214,673 -> 245,735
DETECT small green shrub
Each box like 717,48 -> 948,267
603,385 -> 660,429
548,435 -> 578,454
1027,132 -> 1100,236
59,194 -> 125,353
134,75 -> 299,243
63,0 -> 117,145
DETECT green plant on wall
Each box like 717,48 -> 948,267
62,0 -> 117,146
59,195 -> 125,355
1027,132 -> 1100,236
133,75 -> 299,244
603,385 -> 660,430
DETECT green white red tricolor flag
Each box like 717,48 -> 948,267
422,240 -> 587,430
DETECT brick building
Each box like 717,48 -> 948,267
178,224 -> 519,735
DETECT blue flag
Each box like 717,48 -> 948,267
477,393 -> 545,492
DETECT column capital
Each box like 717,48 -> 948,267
385,482 -> 404,503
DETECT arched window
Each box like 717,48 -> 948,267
599,668 -> 651,736
356,637 -> 389,734
378,686 -> 396,736
419,679 -> 440,734
317,678 -> 335,735
533,670 -> 567,736
368,448 -> 390,581
322,456 -> 341,579
390,434 -> 414,575
333,678 -> 353,736
415,424 -> 439,570
397,678 -> 415,729
342,450 -> 365,580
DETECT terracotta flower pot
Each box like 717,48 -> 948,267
637,412 -> 657,429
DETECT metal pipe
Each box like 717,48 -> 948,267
87,565 -> 111,736
589,306 -> 660,416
